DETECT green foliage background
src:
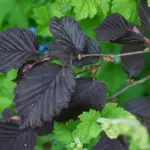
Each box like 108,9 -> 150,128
0,0 -> 150,149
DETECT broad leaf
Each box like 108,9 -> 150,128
138,0 -> 150,30
0,28 -> 38,72
5,28 -> 39,50
54,101 -> 92,123
49,16 -> 86,53
73,37 -> 101,66
95,14 -> 144,44
48,42 -> 74,57
121,44 -> 145,77
14,62 -> 76,128
125,97 -> 150,129
33,2 -> 63,37
0,122 -> 37,150
54,122 -> 74,145
73,109 -> 101,144
49,37 -> 101,66
34,121 -> 54,136
93,135 -> 129,150
71,0 -> 111,20
124,97 -> 150,118
111,0 -> 139,23
101,103 -> 129,118
72,77 -> 107,108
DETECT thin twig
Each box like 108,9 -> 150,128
40,48 -> 150,62
76,62 -> 104,75
80,48 -> 150,59
108,75 -> 150,101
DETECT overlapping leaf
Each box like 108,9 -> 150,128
48,42 -> 74,57
49,37 -> 101,66
95,14 -> 144,44
49,16 -> 86,53
138,0 -> 150,30
71,0 -> 111,20
121,44 -> 145,77
4,28 -> 39,50
93,135 -> 129,150
73,37 -> 101,66
124,97 -> 150,129
0,28 -> 39,72
35,121 -> 54,136
14,62 -> 76,128
73,109 -> 101,144
72,77 -> 107,108
54,101 -> 92,123
0,122 -> 37,150
54,77 -> 106,123
125,98 -> 150,118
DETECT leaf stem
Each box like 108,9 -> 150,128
108,75 -> 150,101
76,62 -> 104,75
80,48 -> 150,59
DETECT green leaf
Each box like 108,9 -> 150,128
55,0 -> 73,15
0,0 -> 32,29
73,109 -> 101,144
51,141 -> 65,150
79,15 -> 102,38
66,120 -> 80,131
111,0 -> 140,24
34,145 -> 44,150
37,133 -> 54,146
96,63 -> 128,97
0,70 -> 17,118
97,103 -> 149,149
148,0 -> 150,7
118,84 -> 145,106
71,0 -> 111,20
0,0 -> 16,20
1,70 -> 17,99
54,121 -> 76,145
101,103 -> 129,118
84,136 -> 100,150
8,5 -> 28,28
129,141 -> 140,150
33,2 -> 63,37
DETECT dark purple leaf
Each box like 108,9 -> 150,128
34,121 -> 54,136
124,97 -> 150,129
121,44 -> 145,77
54,77 -> 106,123
54,101 -> 92,123
138,0 -> 150,30
0,122 -> 37,150
93,135 -> 128,150
2,108 -> 13,122
72,77 -> 107,109
48,42 -> 75,61
124,97 -> 150,118
5,28 -> 39,50
143,117 -> 150,130
0,28 -> 38,72
49,16 -> 86,53
95,14 -> 144,44
73,38 -> 101,66
14,62 -> 76,128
